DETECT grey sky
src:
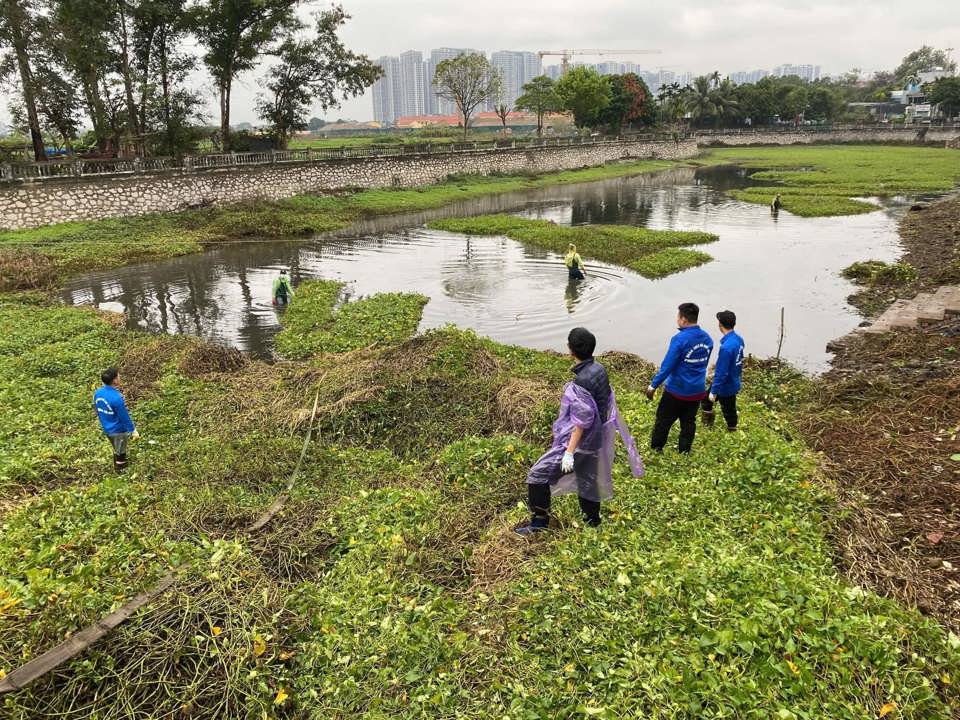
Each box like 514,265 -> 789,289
4,0 -> 958,129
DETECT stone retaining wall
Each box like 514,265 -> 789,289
697,127 -> 959,147
0,138 -> 696,230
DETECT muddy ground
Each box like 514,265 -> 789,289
799,195 -> 960,630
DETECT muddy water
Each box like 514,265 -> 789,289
62,166 -> 912,372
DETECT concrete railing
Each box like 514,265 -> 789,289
0,134 -> 687,184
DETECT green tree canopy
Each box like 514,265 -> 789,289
894,45 -> 958,83
515,75 -> 560,136
600,73 -> 655,132
927,76 -> 960,119
192,0 -> 301,151
555,66 -> 610,129
255,6 -> 380,149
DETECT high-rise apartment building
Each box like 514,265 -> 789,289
399,50 -> 426,117
491,51 -> 542,108
371,55 -> 401,125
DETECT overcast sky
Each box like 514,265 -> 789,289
4,0 -> 958,129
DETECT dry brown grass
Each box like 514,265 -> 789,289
0,248 -> 58,291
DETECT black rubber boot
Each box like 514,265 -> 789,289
702,410 -> 715,427
114,454 -> 128,473
578,497 -> 601,527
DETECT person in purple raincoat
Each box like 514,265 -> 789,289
515,328 -> 644,535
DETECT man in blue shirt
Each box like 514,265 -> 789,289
94,367 -> 139,472
645,302 -> 714,453
702,310 -> 745,432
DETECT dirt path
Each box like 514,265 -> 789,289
796,195 -> 960,630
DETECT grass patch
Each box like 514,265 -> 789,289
274,280 -> 428,359
704,145 -> 960,216
0,160 -> 680,290
428,213 -> 717,278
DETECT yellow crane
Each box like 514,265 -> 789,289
537,49 -> 662,76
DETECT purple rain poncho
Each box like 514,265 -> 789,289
526,382 -> 644,502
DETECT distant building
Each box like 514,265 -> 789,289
399,50 -> 426,117
491,51 -> 542,109
372,55 -> 400,125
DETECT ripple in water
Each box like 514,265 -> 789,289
62,166 -> 913,373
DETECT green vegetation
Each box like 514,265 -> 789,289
428,214 -> 717,278
840,260 -> 921,316
274,280 -> 428,359
704,145 -> 960,216
1,297 -> 959,717
0,159 -> 679,292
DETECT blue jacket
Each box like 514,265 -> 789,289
651,325 -> 714,398
94,385 -> 135,435
711,331 -> 745,397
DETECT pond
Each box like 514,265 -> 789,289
62,165 -> 913,372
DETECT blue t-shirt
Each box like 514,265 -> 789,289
94,385 -> 135,435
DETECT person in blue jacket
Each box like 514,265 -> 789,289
702,310 -> 745,432
94,367 -> 139,472
645,302 -> 714,453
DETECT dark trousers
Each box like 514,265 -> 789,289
702,394 -> 738,429
527,474 -> 601,526
650,392 -> 701,453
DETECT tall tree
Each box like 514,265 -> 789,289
515,75 -> 559,136
51,0 -> 116,152
256,6 -> 380,149
555,66 -> 610,129
927,77 -> 960,119
894,46 -> 958,83
192,0 -> 301,151
0,0 -> 45,160
683,75 -> 717,127
600,72 -> 655,132
433,53 -> 500,140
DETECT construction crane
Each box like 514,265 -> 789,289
537,49 -> 662,76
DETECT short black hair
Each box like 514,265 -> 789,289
678,302 -> 699,323
101,367 -> 119,385
716,310 -> 736,329
567,327 -> 596,360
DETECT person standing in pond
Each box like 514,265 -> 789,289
272,269 -> 295,306
645,303 -> 714,454
702,310 -> 745,432
771,193 -> 783,213
516,327 -> 644,535
94,367 -> 139,473
565,244 -> 585,280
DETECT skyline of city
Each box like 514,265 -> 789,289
371,48 -> 829,125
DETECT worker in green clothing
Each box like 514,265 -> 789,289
272,269 -> 295,306
565,244 -> 585,280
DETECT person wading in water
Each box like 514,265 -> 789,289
565,244 -> 586,280
272,269 -> 295,306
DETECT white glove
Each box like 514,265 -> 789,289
561,451 -> 575,473
131,430 -> 141,440
709,393 -> 716,403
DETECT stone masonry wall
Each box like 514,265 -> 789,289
0,138 -> 696,230
697,127 -> 959,147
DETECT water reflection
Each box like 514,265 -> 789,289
62,165 -> 915,372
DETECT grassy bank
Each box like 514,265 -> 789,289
1,292 -> 959,718
428,214 -> 716,278
702,145 -> 960,217
274,280 -> 428,359
0,159 -> 679,292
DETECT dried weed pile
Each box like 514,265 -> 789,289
796,328 -> 960,629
